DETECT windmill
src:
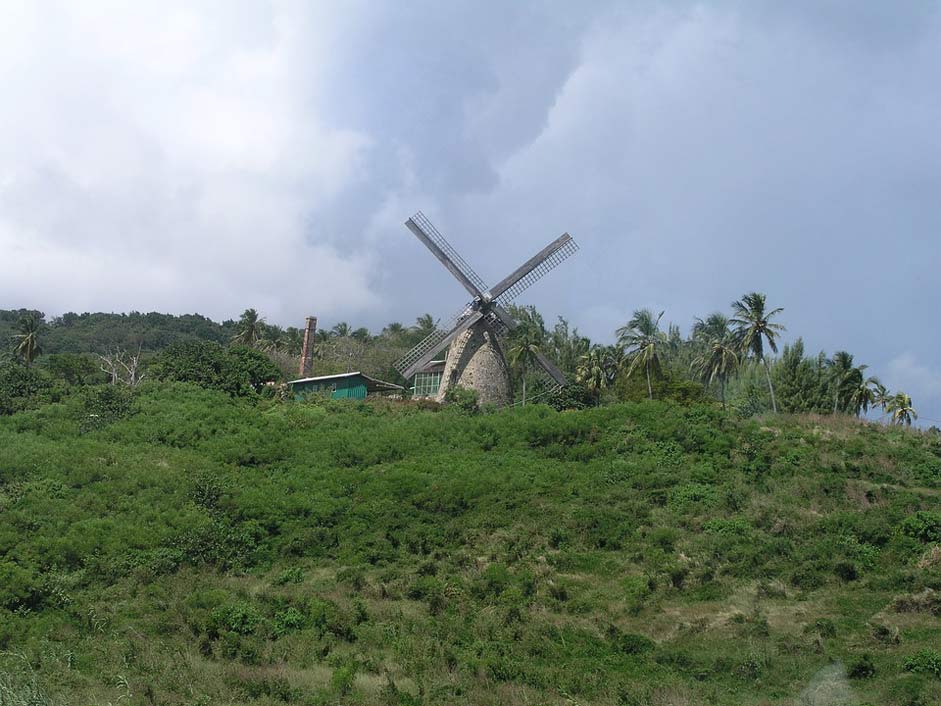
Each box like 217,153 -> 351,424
394,211 -> 578,406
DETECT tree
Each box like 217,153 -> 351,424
40,353 -> 100,386
506,309 -> 546,406
691,338 -> 739,406
549,316 -> 591,378
232,309 -> 265,347
848,374 -> 881,417
153,340 -> 279,396
827,351 -> 857,414
98,346 -> 146,387
871,380 -> 891,416
575,347 -> 609,405
382,322 -> 406,340
887,392 -> 917,426
773,340 -> 831,414
331,322 -> 351,338
617,309 -> 665,399
730,292 -> 785,413
410,314 -> 436,343
0,361 -> 52,415
258,324 -> 287,353
692,313 -> 731,343
13,314 -> 42,367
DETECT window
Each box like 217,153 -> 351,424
413,371 -> 442,398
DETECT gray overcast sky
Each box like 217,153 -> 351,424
2,1 -> 941,419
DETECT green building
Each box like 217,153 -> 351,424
288,371 -> 404,400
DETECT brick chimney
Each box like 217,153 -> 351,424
298,316 -> 317,377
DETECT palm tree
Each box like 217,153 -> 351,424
887,392 -> 917,426
506,307 -> 548,406
331,322 -> 351,338
550,317 -> 590,377
601,345 -> 625,385
692,313 -> 731,343
617,309 -> 665,399
383,322 -> 406,340
730,292 -> 785,413
413,314 -> 436,338
507,328 -> 544,407
259,324 -> 286,352
14,314 -> 42,367
232,308 -> 265,347
871,380 -> 891,416
827,351 -> 857,414
848,374 -> 881,417
691,338 -> 739,406
576,346 -> 609,405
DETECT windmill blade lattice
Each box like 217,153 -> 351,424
492,234 -> 578,307
394,302 -> 478,378
409,212 -> 488,295
397,209 -> 578,406
491,305 -> 566,386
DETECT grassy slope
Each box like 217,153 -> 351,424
1,385 -> 940,705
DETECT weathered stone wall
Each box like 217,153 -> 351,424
436,320 -> 511,407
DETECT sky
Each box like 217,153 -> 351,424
2,1 -> 941,420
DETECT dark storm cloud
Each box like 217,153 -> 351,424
2,1 -> 941,419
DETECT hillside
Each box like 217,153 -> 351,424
1,388 -> 940,705
0,310 -> 235,355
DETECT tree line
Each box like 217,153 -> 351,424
560,292 -> 915,425
0,297 -> 919,425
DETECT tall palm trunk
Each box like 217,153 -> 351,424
762,357 -> 777,413
645,363 -> 653,399
521,376 -> 527,406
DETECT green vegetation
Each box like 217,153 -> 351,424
0,293 -> 917,423
1,384 -> 940,704
0,298 -> 934,703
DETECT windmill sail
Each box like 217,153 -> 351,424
406,212 -> 488,297
489,233 -> 578,306
492,305 -> 566,386
394,305 -> 483,380
397,210 -> 577,405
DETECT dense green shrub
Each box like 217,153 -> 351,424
899,512 -> 941,543
0,362 -> 53,415
904,649 -> 941,678
151,340 -> 279,395
443,385 -> 479,413
207,604 -> 262,637
549,382 -> 595,411
80,384 -> 137,431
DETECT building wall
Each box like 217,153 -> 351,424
292,376 -> 368,400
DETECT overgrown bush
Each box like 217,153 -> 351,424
0,362 -> 53,415
899,511 -> 941,543
904,649 -> 941,678
444,385 -> 480,413
151,341 -> 279,395
80,384 -> 137,432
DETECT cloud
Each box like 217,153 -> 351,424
3,0 -> 941,424
887,353 -> 941,402
0,0 -> 377,322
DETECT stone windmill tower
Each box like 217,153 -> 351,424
395,212 -> 578,406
